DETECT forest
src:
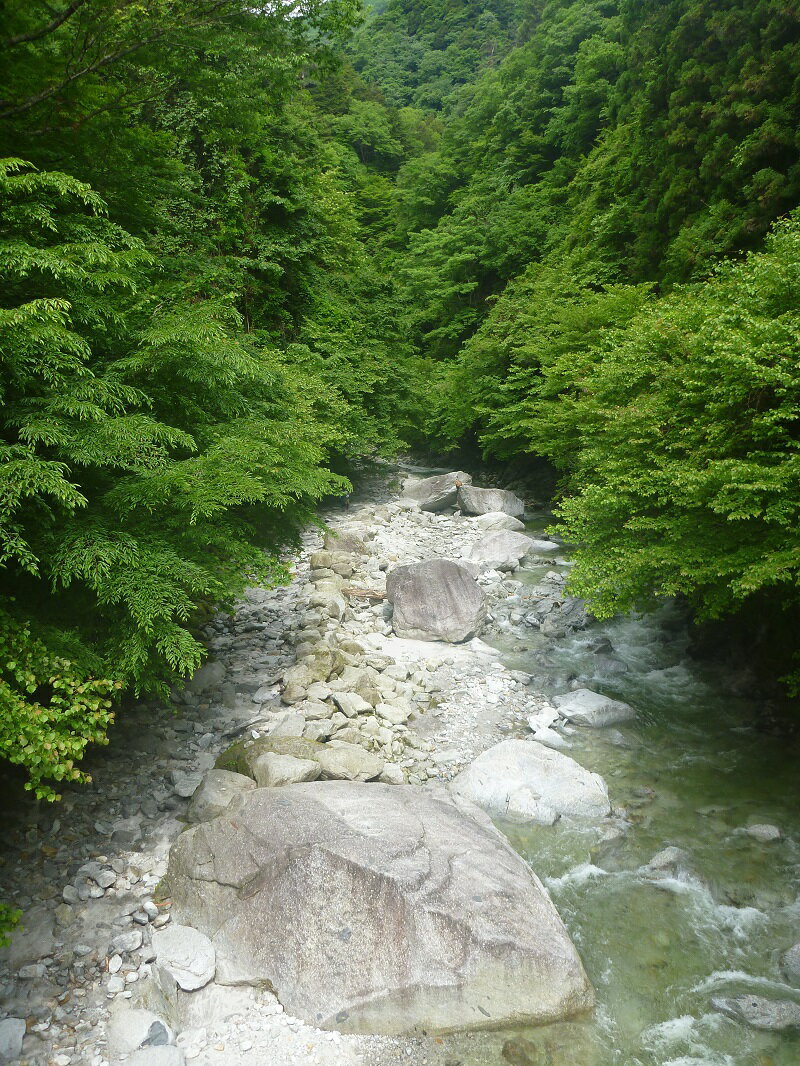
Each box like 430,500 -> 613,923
1,0 -> 799,803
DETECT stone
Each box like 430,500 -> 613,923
401,471 -> 473,512
457,485 -> 525,518
153,924 -> 215,991
111,929 -> 144,955
450,739 -> 610,824
467,531 -> 534,572
215,736 -> 324,779
332,692 -> 372,718
316,742 -> 384,782
106,1008 -> 174,1058
1,904 -> 55,970
386,559 -> 486,643
187,769 -> 256,824
552,688 -> 636,727
0,1018 -> 25,1063
781,943 -> 800,984
163,783 -> 593,1033
252,752 -> 321,787
744,823 -> 782,843
184,661 -> 225,696
323,528 -> 369,555
710,994 -> 800,1030
378,764 -> 405,784
172,772 -> 203,799
267,710 -> 306,738
303,719 -> 336,742
474,512 -> 526,532
376,702 -> 411,725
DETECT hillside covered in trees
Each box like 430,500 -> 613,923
2,0 -> 800,800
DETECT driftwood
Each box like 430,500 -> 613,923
341,586 -> 386,601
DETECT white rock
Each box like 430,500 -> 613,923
0,1018 -> 25,1063
153,925 -> 215,991
187,769 -> 255,824
457,485 -> 525,518
450,738 -> 610,824
467,531 -> 534,572
251,752 -> 321,788
744,823 -> 782,843
332,692 -> 372,717
474,512 -> 525,532
552,688 -> 636,727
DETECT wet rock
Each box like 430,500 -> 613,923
710,994 -> 800,1030
781,943 -> 800,984
457,485 -> 525,518
387,559 -> 486,643
163,782 -> 593,1033
553,688 -> 636,728
450,739 -> 610,824
475,512 -> 526,532
501,1035 -> 542,1066
153,925 -> 215,991
402,471 -> 472,512
252,752 -> 321,787
467,531 -> 534,572
187,769 -> 256,823
743,823 -> 782,843
0,1018 -> 25,1063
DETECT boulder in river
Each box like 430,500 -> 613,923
386,559 -> 486,643
710,994 -> 800,1031
781,942 -> 800,984
162,782 -> 593,1034
450,738 -> 611,824
552,688 -> 636,727
457,485 -> 525,518
402,470 -> 473,512
467,530 -> 534,572
475,511 -> 526,532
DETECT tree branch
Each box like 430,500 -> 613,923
1,0 -> 90,50
0,2 -> 238,121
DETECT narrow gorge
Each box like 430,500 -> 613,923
1,466 -> 798,1065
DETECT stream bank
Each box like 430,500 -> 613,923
0,463 -> 798,1066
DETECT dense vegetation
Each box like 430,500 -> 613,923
1,0 -> 799,805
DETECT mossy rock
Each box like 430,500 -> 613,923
215,736 -> 325,779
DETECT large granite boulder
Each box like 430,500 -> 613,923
467,531 -> 534,572
450,739 -> 611,825
386,559 -> 486,643
457,485 -> 525,518
402,471 -> 472,512
552,689 -> 636,728
163,783 -> 593,1034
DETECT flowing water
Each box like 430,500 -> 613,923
440,511 -> 800,1066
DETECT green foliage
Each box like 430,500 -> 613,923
0,607 -> 118,800
0,904 -> 22,948
547,218 -> 800,631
